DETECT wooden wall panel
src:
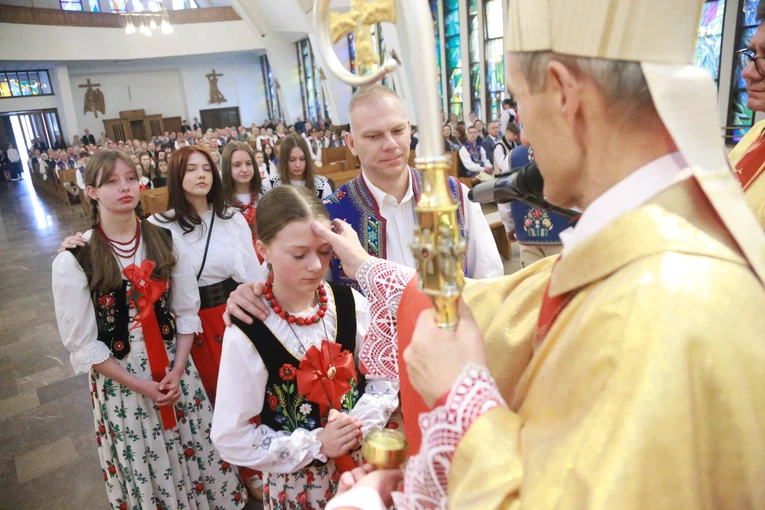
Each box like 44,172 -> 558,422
0,6 -> 239,28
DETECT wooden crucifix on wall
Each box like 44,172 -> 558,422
80,79 -> 106,118
206,69 -> 227,105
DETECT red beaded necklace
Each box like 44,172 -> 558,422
264,273 -> 328,326
98,218 -> 141,258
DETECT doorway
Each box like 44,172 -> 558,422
0,108 -> 63,175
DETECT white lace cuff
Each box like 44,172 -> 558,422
392,363 -> 506,509
356,258 -> 416,380
176,315 -> 203,335
70,342 -> 111,374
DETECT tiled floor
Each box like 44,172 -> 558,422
0,172 -> 520,509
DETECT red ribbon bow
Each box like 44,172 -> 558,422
296,340 -> 356,417
123,260 -> 166,311
122,260 -> 177,431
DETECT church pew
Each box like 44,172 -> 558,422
322,146 -> 347,167
331,169 -> 362,188
140,187 -> 169,216
318,161 -> 346,176
58,169 -> 80,206
484,210 -> 511,261
345,147 -> 360,170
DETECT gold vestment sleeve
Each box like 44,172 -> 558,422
449,407 -> 523,510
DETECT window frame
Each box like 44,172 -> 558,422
0,70 -> 55,99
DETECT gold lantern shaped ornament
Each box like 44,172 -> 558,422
313,0 -> 467,469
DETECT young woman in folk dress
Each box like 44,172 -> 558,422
52,150 -> 247,509
220,141 -> 271,255
148,146 -> 264,405
211,186 -> 399,510
269,135 -> 333,200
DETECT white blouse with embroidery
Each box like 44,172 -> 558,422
52,228 -> 202,375
210,286 -> 400,474
148,208 -> 265,287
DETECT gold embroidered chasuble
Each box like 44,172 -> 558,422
729,119 -> 765,230
450,194 -> 765,509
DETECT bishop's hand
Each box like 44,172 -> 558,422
312,219 -> 371,280
404,303 -> 487,407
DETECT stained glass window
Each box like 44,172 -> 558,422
468,0 -> 481,117
429,0 -> 444,110
695,0 -> 727,84
727,0 -> 760,142
60,1 -> 83,11
444,0 -> 462,116
0,71 -> 53,99
484,0 -> 505,120
296,39 -> 331,123
261,55 -> 282,121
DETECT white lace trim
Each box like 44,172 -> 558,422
70,341 -> 112,375
392,363 -> 506,510
356,258 -> 416,379
176,315 -> 203,334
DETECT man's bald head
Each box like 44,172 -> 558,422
348,85 -> 403,132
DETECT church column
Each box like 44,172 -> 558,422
51,65 -> 79,142
263,32 -> 307,125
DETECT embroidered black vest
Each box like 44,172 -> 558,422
68,227 -> 176,360
231,284 -> 365,434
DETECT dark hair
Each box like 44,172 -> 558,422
506,123 -> 521,135
159,146 -> 233,234
138,151 -> 154,178
263,143 -> 276,161
277,135 -> 318,194
502,98 -> 513,106
256,185 -> 330,245
220,141 -> 263,205
80,150 -> 174,291
455,122 -> 468,144
442,123 -> 453,138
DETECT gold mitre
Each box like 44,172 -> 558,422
505,0 -> 765,285
505,0 -> 702,65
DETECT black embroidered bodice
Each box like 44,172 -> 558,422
232,283 -> 365,434
69,227 -> 176,360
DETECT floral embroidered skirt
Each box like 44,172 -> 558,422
262,451 -> 363,510
89,332 -> 247,509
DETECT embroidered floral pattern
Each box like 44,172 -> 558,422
279,363 -> 297,381
93,290 -> 118,333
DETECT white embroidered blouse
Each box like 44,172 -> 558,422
52,229 -> 202,375
210,285 -> 400,474
148,207 -> 265,286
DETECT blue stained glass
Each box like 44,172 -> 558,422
694,0 -> 725,84
444,11 -> 460,37
743,0 -> 760,27
444,0 -> 459,11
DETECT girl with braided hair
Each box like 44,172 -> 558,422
52,150 -> 247,509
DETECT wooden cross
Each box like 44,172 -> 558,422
206,69 -> 224,80
330,0 -> 397,70
79,78 -> 100,90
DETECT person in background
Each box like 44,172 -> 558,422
481,120 -> 501,166
443,124 -> 461,152
269,135 -> 332,199
458,125 -> 493,181
493,123 -> 522,174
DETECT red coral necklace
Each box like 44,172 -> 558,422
98,218 -> 141,258
264,273 -> 328,326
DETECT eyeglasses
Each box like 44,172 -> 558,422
737,49 -> 765,77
